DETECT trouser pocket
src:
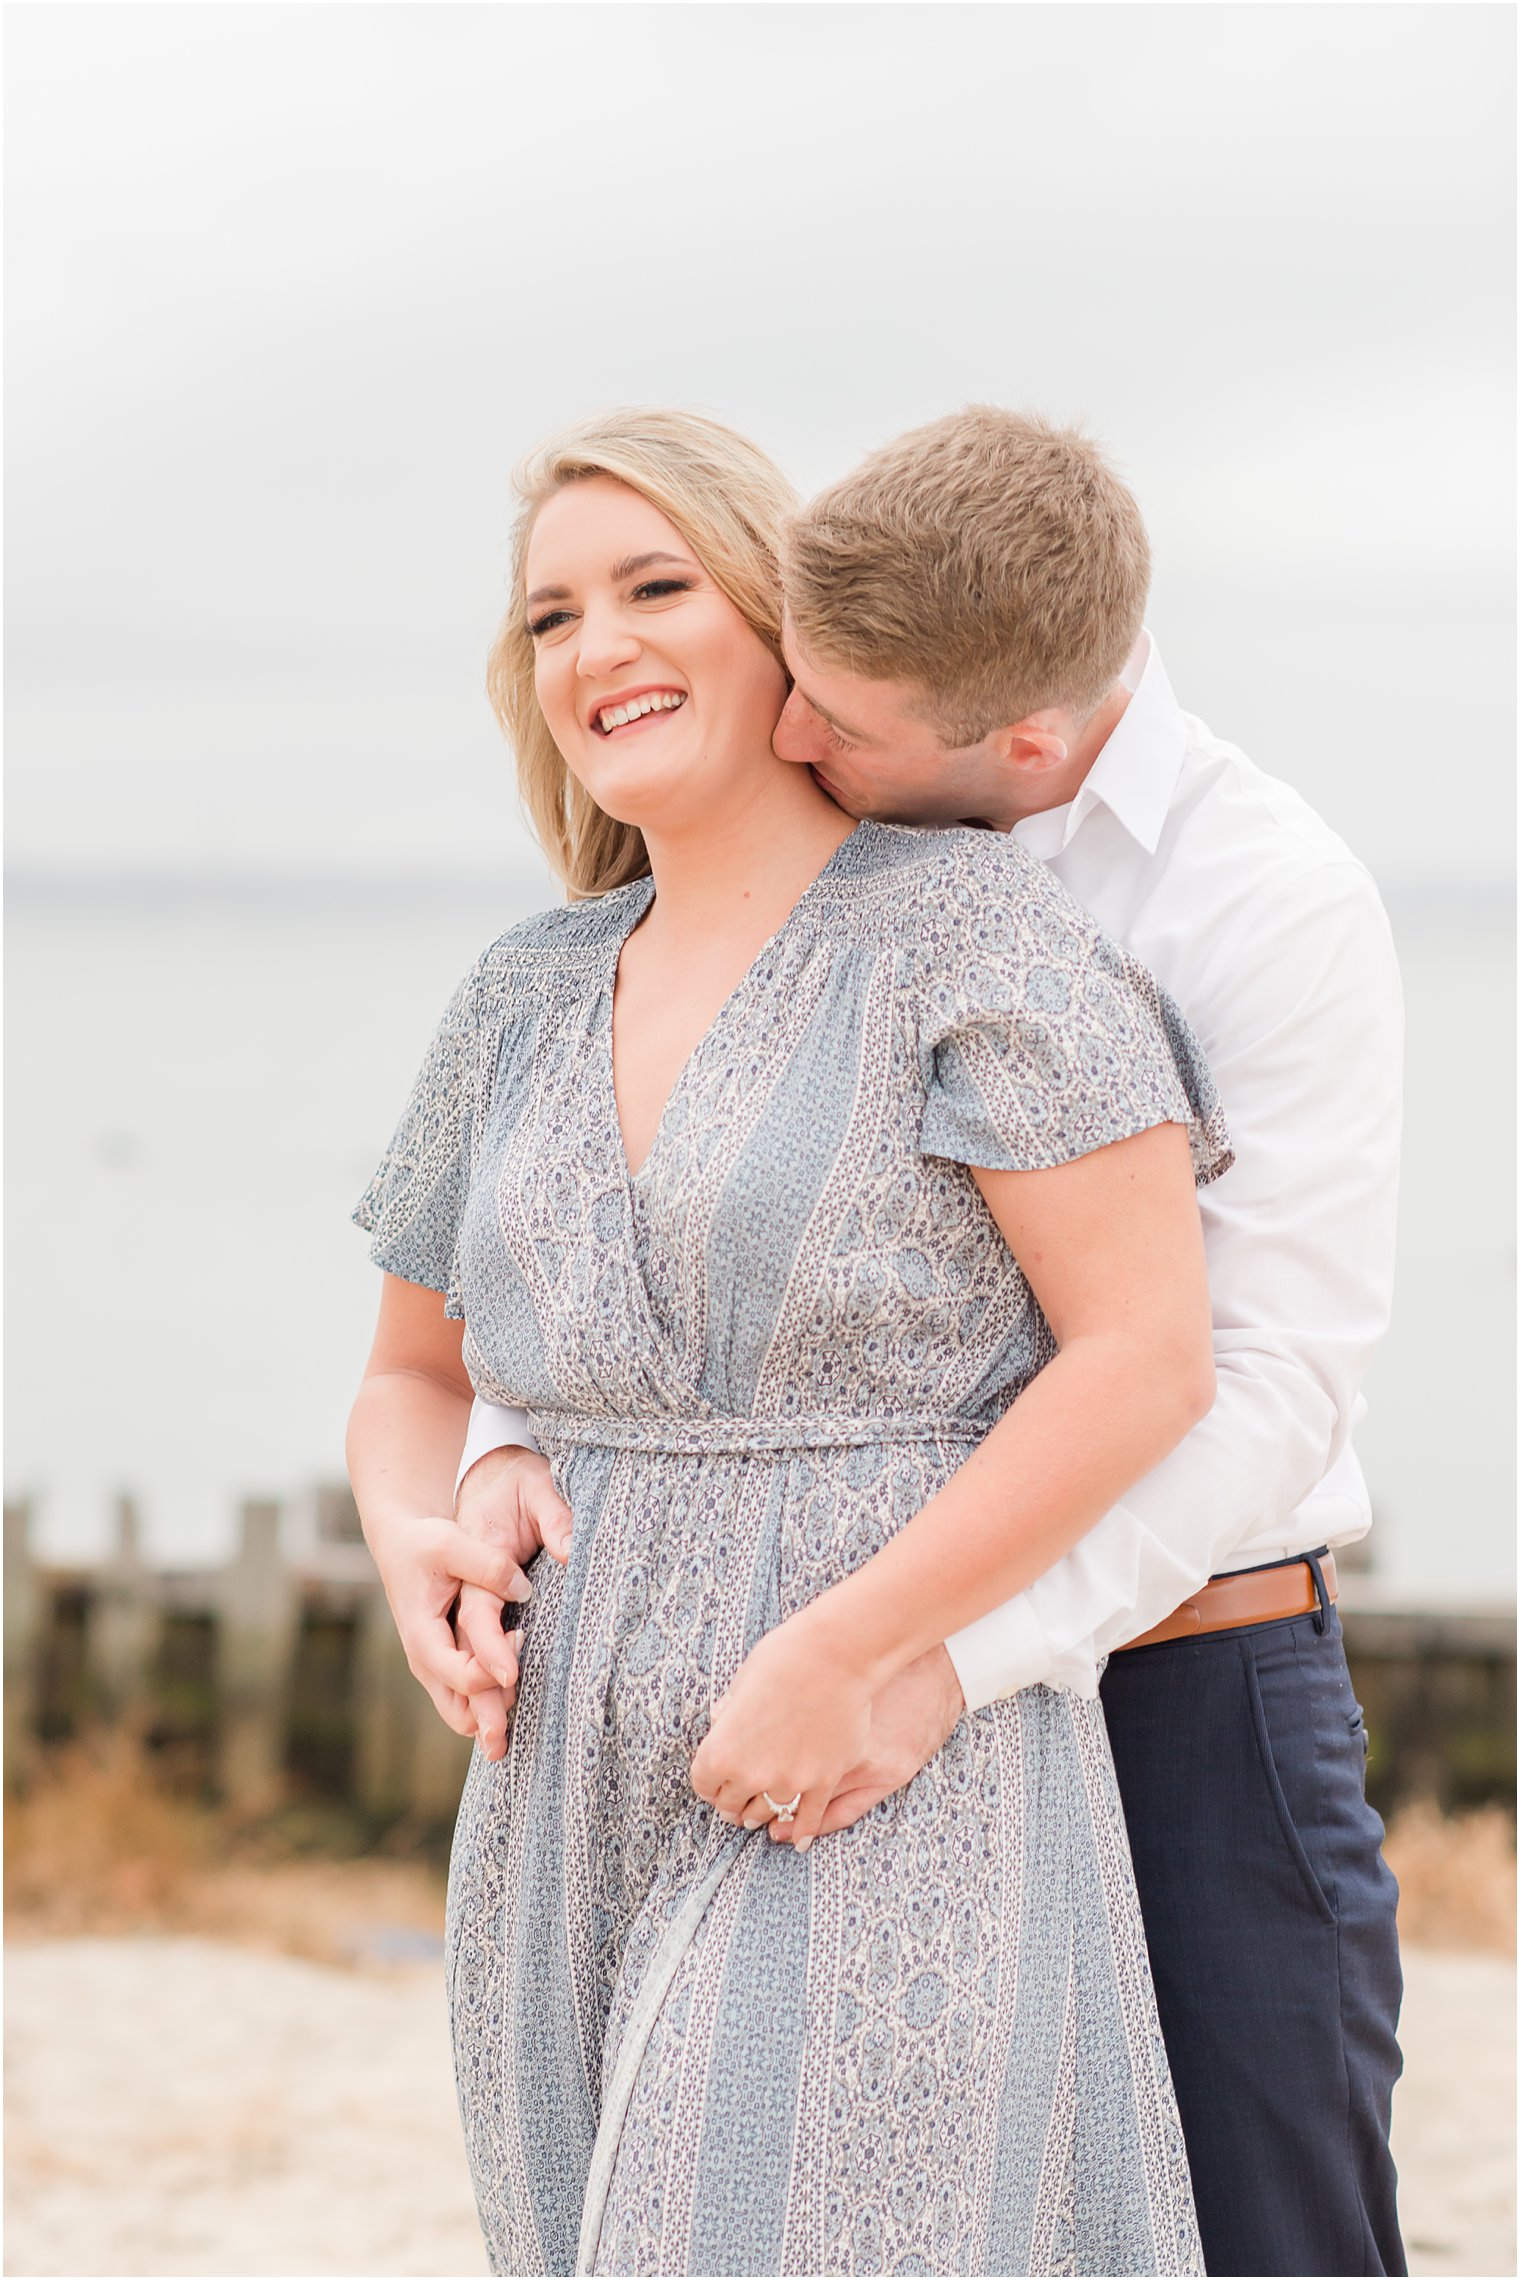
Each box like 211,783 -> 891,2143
1241,1637 -> 1338,1924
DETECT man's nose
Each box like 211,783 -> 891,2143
773,690 -> 824,764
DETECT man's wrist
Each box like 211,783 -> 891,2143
920,1640 -> 967,1719
943,1587 -> 1058,1709
456,1401 -> 539,1493
455,1441 -> 536,1509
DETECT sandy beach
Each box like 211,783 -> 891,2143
3,1936 -> 1513,2279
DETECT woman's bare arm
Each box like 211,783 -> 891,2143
827,1118 -> 1215,1678
347,1275 -> 537,1740
691,1120 -> 1214,1841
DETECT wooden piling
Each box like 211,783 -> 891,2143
6,1485 -> 1505,1836
87,1496 -> 157,1727
4,1499 -> 41,1783
216,1498 -> 300,1814
352,1585 -> 419,1819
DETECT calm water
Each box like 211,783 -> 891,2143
5,876 -> 1514,1601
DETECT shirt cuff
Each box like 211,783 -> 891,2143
945,1592 -> 1103,1709
455,1400 -> 540,1496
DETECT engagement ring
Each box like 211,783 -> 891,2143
762,1790 -> 802,1823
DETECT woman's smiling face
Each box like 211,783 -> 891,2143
524,476 -> 790,834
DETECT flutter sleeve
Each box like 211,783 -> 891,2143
916,855 -> 1233,1186
352,954 -> 497,1316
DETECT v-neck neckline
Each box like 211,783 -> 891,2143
606,821 -> 868,1188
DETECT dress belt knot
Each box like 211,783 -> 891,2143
524,1409 -> 987,1457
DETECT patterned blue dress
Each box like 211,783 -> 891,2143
356,821 -> 1229,2278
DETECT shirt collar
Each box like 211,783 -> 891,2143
1011,631 -> 1188,861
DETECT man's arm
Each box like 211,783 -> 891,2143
947,857 -> 1402,1707
456,1398 -> 540,1492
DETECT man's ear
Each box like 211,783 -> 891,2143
984,711 -> 1069,775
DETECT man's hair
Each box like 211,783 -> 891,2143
782,407 -> 1150,746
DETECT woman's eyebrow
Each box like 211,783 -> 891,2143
525,551 -> 697,611
609,550 -> 699,582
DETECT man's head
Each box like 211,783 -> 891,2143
773,407 -> 1150,828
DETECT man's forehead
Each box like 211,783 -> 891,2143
781,620 -> 914,742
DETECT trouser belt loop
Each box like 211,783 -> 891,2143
1304,1547 -> 1332,1634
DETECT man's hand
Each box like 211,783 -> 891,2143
796,1644 -> 966,1840
452,1447 -> 573,1761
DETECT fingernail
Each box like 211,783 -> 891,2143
742,1816 -> 764,1830
508,1579 -> 532,1604
794,1836 -> 813,1855
492,1666 -> 514,1687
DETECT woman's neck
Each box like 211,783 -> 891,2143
638,773 -> 856,949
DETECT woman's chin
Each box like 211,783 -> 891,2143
565,755 -> 677,829
566,743 -> 833,843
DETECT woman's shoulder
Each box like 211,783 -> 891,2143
825,820 -> 1095,956
464,877 -> 652,994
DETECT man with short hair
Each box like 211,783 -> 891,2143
382,410 -> 1406,2277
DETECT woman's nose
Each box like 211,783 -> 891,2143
575,607 -> 641,680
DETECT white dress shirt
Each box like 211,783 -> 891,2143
459,636 -> 1403,1708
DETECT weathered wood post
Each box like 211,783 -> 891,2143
3,1498 -> 42,1782
353,1569 -> 473,1826
406,1679 -> 476,1825
353,1578 -> 423,1820
217,1498 -> 300,1813
88,1495 -> 157,1726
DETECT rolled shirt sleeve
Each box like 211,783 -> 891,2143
456,1397 -> 541,1495
946,857 -> 1404,1708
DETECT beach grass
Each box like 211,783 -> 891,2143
5,1727 -> 1513,1958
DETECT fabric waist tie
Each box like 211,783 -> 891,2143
526,1409 -> 988,1458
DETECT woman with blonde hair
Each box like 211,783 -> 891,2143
348,407 -> 1226,2275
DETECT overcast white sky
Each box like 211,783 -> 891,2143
6,3 -> 1514,891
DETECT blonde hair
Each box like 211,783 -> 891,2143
782,407 -> 1150,746
488,408 -> 800,900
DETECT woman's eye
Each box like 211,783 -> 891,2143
528,579 -> 689,637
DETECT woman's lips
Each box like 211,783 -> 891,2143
597,706 -> 682,741
592,689 -> 688,735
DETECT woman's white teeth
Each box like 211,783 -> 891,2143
598,692 -> 685,732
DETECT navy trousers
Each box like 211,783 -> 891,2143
1100,1585 -> 1407,2278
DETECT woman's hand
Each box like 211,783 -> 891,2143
455,1584 -> 518,1760
689,1610 -> 874,1855
365,1510 -> 533,1739
348,1276 -> 541,1740
453,1446 -> 573,1762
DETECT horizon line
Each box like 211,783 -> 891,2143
5,864 -> 1515,915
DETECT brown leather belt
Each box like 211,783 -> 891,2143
1115,1551 -> 1339,1652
